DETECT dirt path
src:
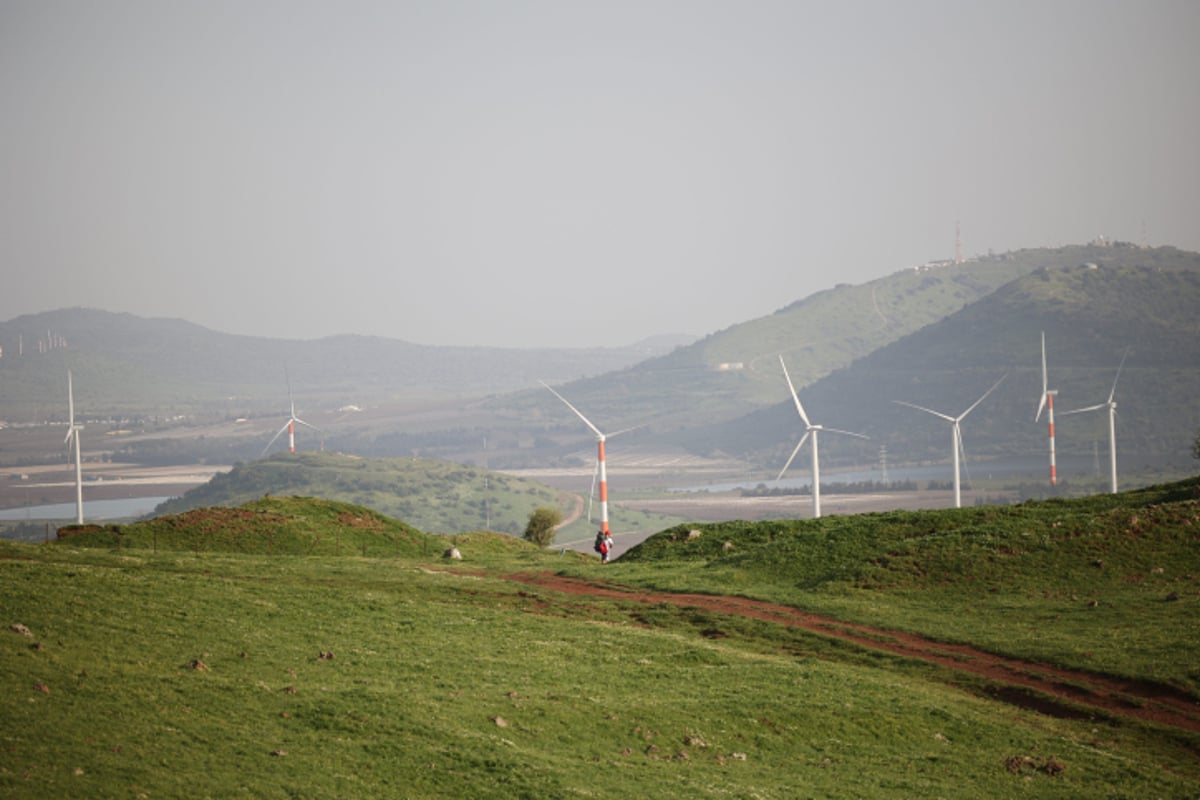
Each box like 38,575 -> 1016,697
503,572 -> 1200,735
555,494 -> 585,530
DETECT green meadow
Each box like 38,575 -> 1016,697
2,478 -> 1199,798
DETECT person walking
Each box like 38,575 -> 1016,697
602,530 -> 614,563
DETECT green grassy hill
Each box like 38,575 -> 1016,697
151,452 -> 567,536
147,451 -> 683,540
2,479 -> 1199,796
676,258 -> 1200,472
60,495 -> 436,557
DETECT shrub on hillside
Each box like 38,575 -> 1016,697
523,506 -> 561,547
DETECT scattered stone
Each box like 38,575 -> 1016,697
1092,559 -> 1104,569
934,732 -> 949,743
1166,592 -> 1180,602
33,682 -> 50,695
1152,566 -> 1165,574
270,749 -> 287,757
722,540 -> 734,551
318,651 -> 335,661
10,623 -> 32,637
683,734 -> 708,748
189,659 -> 209,671
1004,754 -> 1034,773
621,747 -> 632,756
1087,599 -> 1100,608
491,716 -> 508,728
282,686 -> 297,695
686,530 -> 702,541
731,752 -> 747,761
30,642 -> 45,652
1043,756 -> 1066,776
444,547 -> 462,560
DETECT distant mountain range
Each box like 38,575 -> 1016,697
0,307 -> 695,416
2,243 -> 1198,475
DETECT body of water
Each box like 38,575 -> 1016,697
672,454 -> 1104,493
0,496 -> 171,522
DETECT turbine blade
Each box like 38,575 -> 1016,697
959,373 -> 1007,421
540,381 -> 604,438
779,356 -> 811,427
893,399 -> 954,423
1040,331 -> 1048,394
957,426 -> 974,488
293,417 -> 320,432
823,427 -> 870,440
67,370 -> 75,425
1036,332 -> 1048,421
261,422 -> 291,457
1107,347 -> 1130,404
607,423 -> 643,439
1060,403 -> 1106,417
588,460 -> 599,522
775,431 -> 810,481
284,364 -> 295,417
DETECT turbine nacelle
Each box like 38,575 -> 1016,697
893,372 -> 1006,509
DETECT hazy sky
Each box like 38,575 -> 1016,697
2,1 -> 1197,348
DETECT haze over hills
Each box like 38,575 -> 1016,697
0,307 -> 695,417
0,243 -> 1197,481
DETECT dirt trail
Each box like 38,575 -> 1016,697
504,572 -> 1200,735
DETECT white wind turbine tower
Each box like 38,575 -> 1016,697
776,355 -> 868,519
1060,348 -> 1129,494
64,370 -> 84,525
893,373 -> 1006,509
262,369 -> 319,457
541,382 -> 638,536
1035,332 -> 1059,486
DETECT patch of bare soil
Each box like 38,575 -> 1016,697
502,572 -> 1200,735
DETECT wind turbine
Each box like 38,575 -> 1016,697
1035,332 -> 1059,486
776,355 -> 868,519
893,373 -> 1006,509
262,369 -> 319,457
1060,348 -> 1129,494
64,370 -> 84,525
541,382 -> 637,535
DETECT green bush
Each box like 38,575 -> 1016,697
523,506 -> 561,547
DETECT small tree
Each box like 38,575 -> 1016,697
1192,428 -> 1200,461
523,506 -> 562,547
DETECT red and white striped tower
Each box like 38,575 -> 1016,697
595,436 -> 610,534
262,381 -> 319,459
542,382 -> 628,536
1036,332 -> 1058,486
1045,391 -> 1057,486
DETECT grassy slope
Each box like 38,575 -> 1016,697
2,482 -> 1199,797
616,476 -> 1200,692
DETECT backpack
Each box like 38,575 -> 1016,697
594,532 -> 605,553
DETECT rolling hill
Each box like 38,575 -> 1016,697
675,259 -> 1200,475
1,243 -> 1197,481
